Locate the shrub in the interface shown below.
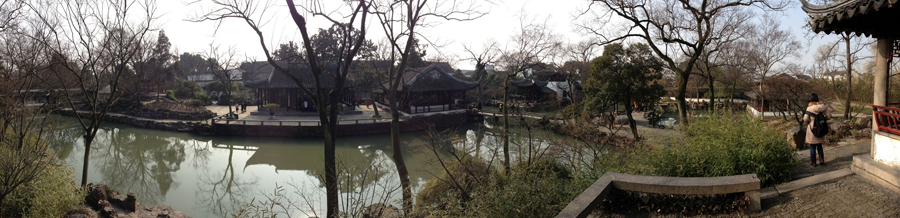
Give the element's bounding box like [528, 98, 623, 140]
[193, 93, 211, 105]
[165, 90, 177, 101]
[651, 111, 796, 186]
[416, 158, 578, 218]
[263, 103, 280, 110]
[1, 162, 84, 217]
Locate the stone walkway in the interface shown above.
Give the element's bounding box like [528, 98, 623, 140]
[754, 175, 900, 217]
[596, 137, 900, 217]
[205, 104, 394, 122]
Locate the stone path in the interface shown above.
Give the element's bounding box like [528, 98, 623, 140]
[791, 138, 871, 179]
[206, 103, 394, 122]
[754, 175, 900, 217]
[595, 137, 900, 217]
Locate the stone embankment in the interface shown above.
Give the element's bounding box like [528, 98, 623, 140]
[68, 184, 188, 218]
[57, 109, 211, 134]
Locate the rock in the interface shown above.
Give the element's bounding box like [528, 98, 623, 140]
[856, 117, 872, 128]
[86, 184, 109, 210]
[830, 122, 847, 136]
[126, 193, 137, 212]
[98, 200, 117, 217]
[363, 203, 401, 218]
[787, 126, 807, 150]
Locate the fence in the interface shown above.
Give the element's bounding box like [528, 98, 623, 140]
[211, 117, 388, 127]
[873, 104, 900, 135]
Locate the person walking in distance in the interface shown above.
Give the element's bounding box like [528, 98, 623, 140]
[803, 93, 830, 167]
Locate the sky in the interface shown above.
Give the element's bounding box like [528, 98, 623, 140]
[158, 0, 856, 71]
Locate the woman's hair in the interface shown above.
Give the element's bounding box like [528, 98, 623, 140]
[810, 93, 819, 102]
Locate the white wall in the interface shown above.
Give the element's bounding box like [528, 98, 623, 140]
[873, 131, 900, 167]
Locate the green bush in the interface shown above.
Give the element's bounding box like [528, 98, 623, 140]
[165, 90, 177, 101]
[193, 93, 211, 105]
[263, 103, 280, 110]
[651, 111, 796, 186]
[416, 158, 578, 217]
[1, 162, 84, 217]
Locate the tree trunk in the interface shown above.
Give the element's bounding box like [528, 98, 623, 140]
[707, 75, 715, 111]
[390, 110, 412, 215]
[676, 72, 689, 122]
[501, 74, 511, 174]
[844, 36, 852, 119]
[371, 91, 380, 117]
[625, 101, 638, 140]
[81, 134, 94, 186]
[323, 127, 337, 218]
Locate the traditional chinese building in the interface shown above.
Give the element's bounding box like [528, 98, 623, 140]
[377, 62, 479, 114]
[243, 61, 350, 113]
[802, 0, 900, 192]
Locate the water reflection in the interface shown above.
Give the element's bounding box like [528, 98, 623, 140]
[197, 143, 258, 216]
[47, 115, 465, 217]
[92, 127, 186, 205]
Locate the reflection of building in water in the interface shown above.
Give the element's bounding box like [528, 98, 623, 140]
[239, 136, 441, 189]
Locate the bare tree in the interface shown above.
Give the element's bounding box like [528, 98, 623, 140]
[581, 0, 789, 122]
[496, 13, 561, 173]
[31, 0, 157, 186]
[462, 40, 499, 109]
[559, 40, 600, 104]
[0, 24, 54, 210]
[369, 0, 489, 214]
[0, 0, 25, 32]
[748, 15, 801, 117]
[204, 44, 242, 116]
[194, 1, 369, 216]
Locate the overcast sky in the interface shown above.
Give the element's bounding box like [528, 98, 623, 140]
[159, 0, 856, 71]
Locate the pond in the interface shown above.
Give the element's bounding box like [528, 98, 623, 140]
[47, 115, 511, 217]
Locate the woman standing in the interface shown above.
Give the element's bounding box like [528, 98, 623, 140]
[803, 93, 829, 167]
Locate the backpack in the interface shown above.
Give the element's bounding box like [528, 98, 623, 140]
[806, 111, 829, 138]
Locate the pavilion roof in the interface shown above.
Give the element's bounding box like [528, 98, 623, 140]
[389, 62, 479, 92]
[801, 0, 900, 37]
[243, 61, 341, 89]
[511, 79, 549, 88]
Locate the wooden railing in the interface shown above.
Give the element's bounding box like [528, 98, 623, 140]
[211, 118, 387, 127]
[873, 104, 900, 135]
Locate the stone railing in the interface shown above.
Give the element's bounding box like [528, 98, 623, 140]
[556, 172, 761, 218]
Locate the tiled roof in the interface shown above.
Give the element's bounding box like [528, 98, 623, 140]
[801, 0, 900, 37]
[390, 62, 479, 92]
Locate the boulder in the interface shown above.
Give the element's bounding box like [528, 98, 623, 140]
[363, 203, 401, 218]
[126, 193, 137, 212]
[787, 126, 807, 150]
[98, 200, 117, 217]
[86, 184, 109, 210]
[830, 122, 848, 136]
[855, 117, 872, 128]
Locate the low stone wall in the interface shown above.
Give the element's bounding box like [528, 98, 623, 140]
[213, 112, 468, 137]
[57, 110, 209, 134]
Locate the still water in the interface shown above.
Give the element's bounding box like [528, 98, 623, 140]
[46, 115, 496, 218]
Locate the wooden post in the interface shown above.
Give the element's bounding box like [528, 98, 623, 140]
[875, 38, 891, 130]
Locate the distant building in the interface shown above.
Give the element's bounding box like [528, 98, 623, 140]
[375, 62, 479, 114]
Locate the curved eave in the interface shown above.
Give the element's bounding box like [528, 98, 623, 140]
[802, 0, 900, 37]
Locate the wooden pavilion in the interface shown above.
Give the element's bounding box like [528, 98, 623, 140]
[510, 79, 553, 102]
[243, 61, 351, 113]
[377, 62, 479, 114]
[802, 0, 900, 193]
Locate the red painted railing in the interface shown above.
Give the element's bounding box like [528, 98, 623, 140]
[873, 104, 900, 135]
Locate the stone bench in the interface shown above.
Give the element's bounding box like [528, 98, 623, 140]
[555, 172, 761, 218]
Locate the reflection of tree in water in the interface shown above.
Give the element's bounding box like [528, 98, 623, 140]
[46, 124, 84, 160]
[196, 143, 257, 216]
[93, 127, 186, 205]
